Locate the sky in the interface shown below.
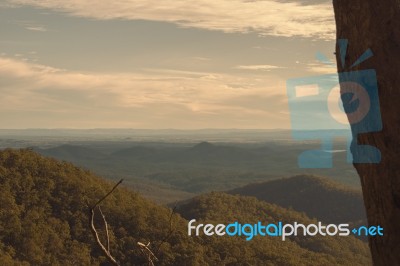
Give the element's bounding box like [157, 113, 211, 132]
[0, 0, 339, 129]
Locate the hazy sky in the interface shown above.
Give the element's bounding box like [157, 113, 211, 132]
[0, 0, 338, 129]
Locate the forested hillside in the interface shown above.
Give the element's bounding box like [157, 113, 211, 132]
[0, 149, 371, 265]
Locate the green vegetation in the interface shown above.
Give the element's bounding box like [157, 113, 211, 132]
[0, 149, 370, 265]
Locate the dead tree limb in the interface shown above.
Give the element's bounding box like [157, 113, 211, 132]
[138, 242, 158, 266]
[88, 178, 160, 265]
[93, 179, 123, 208]
[89, 179, 123, 266]
[98, 206, 110, 252]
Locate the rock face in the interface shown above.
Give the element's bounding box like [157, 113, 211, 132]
[333, 1, 400, 265]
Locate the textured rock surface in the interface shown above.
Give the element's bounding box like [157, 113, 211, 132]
[333, 1, 400, 265]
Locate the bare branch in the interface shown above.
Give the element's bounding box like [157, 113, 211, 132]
[92, 179, 123, 209]
[88, 178, 159, 265]
[138, 242, 158, 266]
[89, 179, 123, 266]
[98, 206, 110, 252]
[90, 208, 119, 265]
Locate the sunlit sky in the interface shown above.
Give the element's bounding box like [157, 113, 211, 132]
[0, 0, 338, 129]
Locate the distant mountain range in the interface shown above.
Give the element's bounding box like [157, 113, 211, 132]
[32, 142, 290, 171]
[30, 141, 361, 201]
[32, 141, 349, 166]
[0, 128, 351, 144]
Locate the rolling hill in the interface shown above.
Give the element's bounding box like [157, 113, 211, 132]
[229, 175, 366, 225]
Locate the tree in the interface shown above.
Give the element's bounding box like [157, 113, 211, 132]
[333, 1, 400, 265]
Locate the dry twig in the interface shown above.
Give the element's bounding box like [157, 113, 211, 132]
[89, 179, 123, 266]
[138, 241, 158, 266]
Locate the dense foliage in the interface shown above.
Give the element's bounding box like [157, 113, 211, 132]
[0, 149, 370, 265]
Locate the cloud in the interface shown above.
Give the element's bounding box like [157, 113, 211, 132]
[8, 0, 335, 39]
[0, 57, 290, 128]
[306, 62, 337, 74]
[192, 56, 211, 61]
[10, 19, 48, 32]
[234, 64, 285, 71]
[25, 25, 47, 32]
